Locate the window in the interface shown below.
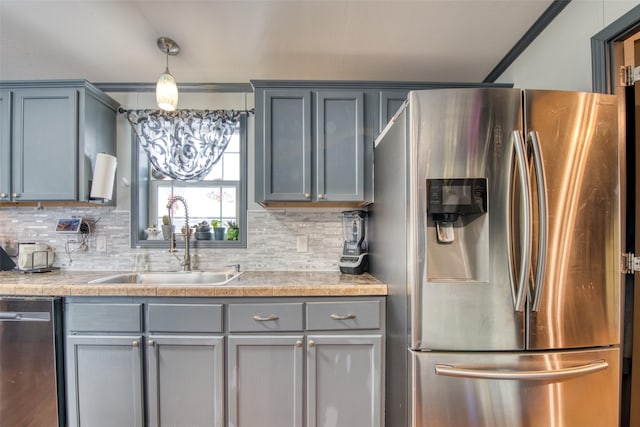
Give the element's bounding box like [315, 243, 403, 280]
[131, 114, 247, 249]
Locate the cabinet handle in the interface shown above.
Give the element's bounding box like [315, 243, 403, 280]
[308, 340, 315, 348]
[132, 341, 140, 347]
[252, 314, 279, 321]
[11, 193, 20, 198]
[0, 193, 7, 199]
[295, 340, 303, 348]
[318, 193, 325, 200]
[304, 193, 311, 199]
[330, 313, 356, 320]
[147, 340, 155, 347]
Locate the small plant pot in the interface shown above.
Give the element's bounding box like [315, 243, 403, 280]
[161, 224, 174, 240]
[227, 228, 239, 241]
[195, 231, 212, 240]
[214, 227, 226, 240]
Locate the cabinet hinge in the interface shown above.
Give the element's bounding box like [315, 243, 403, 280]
[620, 66, 640, 86]
[623, 252, 640, 274]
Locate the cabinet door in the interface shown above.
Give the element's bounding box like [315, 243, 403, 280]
[315, 91, 365, 202]
[146, 335, 224, 427]
[307, 334, 383, 427]
[262, 90, 312, 201]
[12, 88, 78, 200]
[228, 335, 304, 427]
[0, 90, 10, 200]
[66, 335, 144, 427]
[379, 90, 409, 133]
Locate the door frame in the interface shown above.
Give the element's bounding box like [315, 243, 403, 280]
[591, 6, 640, 427]
[591, 4, 640, 94]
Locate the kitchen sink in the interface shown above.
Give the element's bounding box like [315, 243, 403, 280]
[88, 270, 243, 286]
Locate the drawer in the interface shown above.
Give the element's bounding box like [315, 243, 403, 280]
[306, 300, 381, 330]
[147, 303, 223, 333]
[228, 303, 303, 332]
[66, 303, 142, 332]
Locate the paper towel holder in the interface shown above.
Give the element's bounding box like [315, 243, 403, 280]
[90, 153, 117, 201]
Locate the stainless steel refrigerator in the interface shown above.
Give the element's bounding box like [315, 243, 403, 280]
[370, 88, 622, 427]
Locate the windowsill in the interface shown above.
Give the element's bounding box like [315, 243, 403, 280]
[135, 239, 246, 249]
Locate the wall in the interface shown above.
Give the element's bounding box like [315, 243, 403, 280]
[496, 0, 638, 91]
[0, 91, 345, 272]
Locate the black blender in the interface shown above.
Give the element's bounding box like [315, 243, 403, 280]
[338, 210, 368, 274]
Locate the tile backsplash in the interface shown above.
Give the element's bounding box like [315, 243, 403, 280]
[0, 207, 345, 272]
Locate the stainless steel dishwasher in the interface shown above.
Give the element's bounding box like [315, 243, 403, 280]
[0, 296, 65, 426]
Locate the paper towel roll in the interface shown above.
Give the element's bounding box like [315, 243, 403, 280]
[90, 153, 117, 200]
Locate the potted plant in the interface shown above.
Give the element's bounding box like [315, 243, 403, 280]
[211, 219, 225, 240]
[161, 215, 174, 240]
[194, 221, 212, 240]
[226, 221, 239, 241]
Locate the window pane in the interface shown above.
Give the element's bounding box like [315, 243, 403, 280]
[221, 186, 237, 219]
[226, 135, 239, 153]
[205, 162, 223, 180]
[223, 153, 240, 180]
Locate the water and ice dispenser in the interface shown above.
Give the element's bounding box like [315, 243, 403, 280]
[426, 178, 489, 281]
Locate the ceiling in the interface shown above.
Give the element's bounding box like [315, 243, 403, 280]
[0, 0, 555, 86]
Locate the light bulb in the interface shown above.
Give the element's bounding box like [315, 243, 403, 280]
[156, 68, 178, 111]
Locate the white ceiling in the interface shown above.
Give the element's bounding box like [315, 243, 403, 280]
[0, 0, 554, 85]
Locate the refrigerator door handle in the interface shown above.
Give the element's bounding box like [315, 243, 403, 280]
[528, 131, 548, 312]
[510, 131, 532, 312]
[434, 359, 608, 381]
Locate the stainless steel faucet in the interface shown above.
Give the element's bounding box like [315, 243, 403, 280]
[167, 195, 191, 271]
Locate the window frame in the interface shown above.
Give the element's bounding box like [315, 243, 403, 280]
[130, 113, 248, 249]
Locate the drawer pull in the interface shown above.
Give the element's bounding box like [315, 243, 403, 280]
[147, 340, 155, 347]
[308, 340, 315, 348]
[330, 313, 356, 320]
[295, 340, 303, 348]
[132, 341, 140, 348]
[252, 314, 279, 322]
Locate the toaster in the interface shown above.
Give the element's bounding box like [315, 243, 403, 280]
[18, 243, 55, 270]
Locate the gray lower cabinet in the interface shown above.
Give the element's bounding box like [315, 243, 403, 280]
[227, 335, 304, 427]
[66, 335, 145, 427]
[147, 335, 224, 427]
[65, 297, 385, 427]
[228, 299, 384, 427]
[65, 300, 224, 427]
[0, 80, 118, 202]
[307, 335, 383, 427]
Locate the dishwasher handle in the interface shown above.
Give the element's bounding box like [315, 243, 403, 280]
[0, 311, 51, 322]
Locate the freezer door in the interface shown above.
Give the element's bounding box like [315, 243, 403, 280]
[409, 88, 526, 351]
[411, 347, 620, 427]
[524, 90, 621, 350]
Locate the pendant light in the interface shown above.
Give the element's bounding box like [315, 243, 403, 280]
[156, 37, 180, 111]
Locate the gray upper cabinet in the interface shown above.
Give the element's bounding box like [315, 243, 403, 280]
[262, 89, 312, 202]
[0, 90, 10, 200]
[0, 80, 118, 203]
[253, 81, 373, 206]
[379, 90, 410, 133]
[12, 88, 78, 201]
[315, 91, 365, 202]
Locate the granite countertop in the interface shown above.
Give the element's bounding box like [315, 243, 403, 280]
[0, 270, 387, 297]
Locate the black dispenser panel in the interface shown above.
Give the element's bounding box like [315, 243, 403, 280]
[427, 178, 487, 221]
